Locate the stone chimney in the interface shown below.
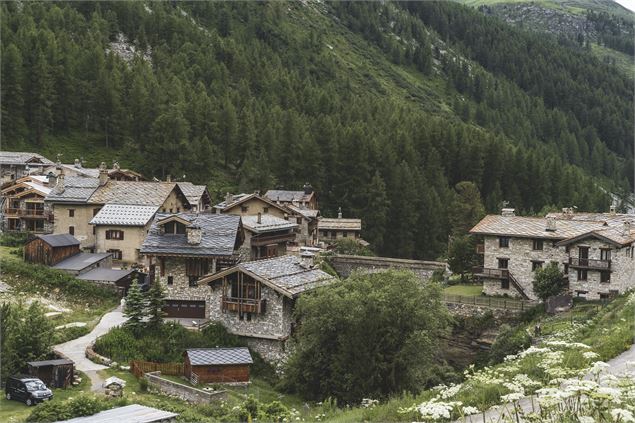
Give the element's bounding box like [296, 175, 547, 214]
[257, 212, 262, 224]
[610, 204, 617, 214]
[501, 208, 515, 217]
[303, 182, 313, 195]
[113, 161, 120, 171]
[74, 158, 81, 168]
[299, 252, 315, 268]
[46, 172, 57, 188]
[225, 192, 233, 205]
[166, 175, 172, 182]
[98, 162, 109, 186]
[546, 217, 557, 232]
[186, 225, 202, 245]
[55, 172, 65, 194]
[623, 221, 632, 236]
[338, 207, 342, 219]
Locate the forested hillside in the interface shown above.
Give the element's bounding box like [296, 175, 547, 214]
[1, 1, 632, 259]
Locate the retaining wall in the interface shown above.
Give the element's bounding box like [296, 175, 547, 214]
[329, 254, 448, 281]
[145, 371, 227, 403]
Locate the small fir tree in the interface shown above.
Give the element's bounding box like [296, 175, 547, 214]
[146, 277, 166, 328]
[124, 279, 146, 332]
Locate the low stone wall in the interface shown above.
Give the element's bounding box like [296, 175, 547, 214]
[85, 342, 112, 366]
[446, 303, 521, 318]
[145, 371, 227, 403]
[329, 254, 448, 281]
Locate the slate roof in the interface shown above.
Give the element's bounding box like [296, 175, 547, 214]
[177, 182, 208, 205]
[35, 234, 80, 247]
[90, 204, 159, 226]
[0, 151, 53, 166]
[52, 253, 112, 271]
[57, 164, 100, 178]
[204, 255, 336, 297]
[88, 181, 182, 206]
[56, 404, 178, 423]
[241, 214, 298, 233]
[185, 347, 253, 366]
[264, 190, 313, 203]
[140, 213, 241, 257]
[27, 359, 74, 367]
[45, 176, 100, 203]
[319, 218, 362, 231]
[77, 268, 135, 282]
[469, 215, 607, 240]
[286, 204, 319, 219]
[213, 193, 252, 210]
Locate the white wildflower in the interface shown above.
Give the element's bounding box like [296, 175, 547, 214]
[578, 417, 595, 423]
[462, 406, 479, 416]
[583, 351, 600, 360]
[611, 408, 635, 423]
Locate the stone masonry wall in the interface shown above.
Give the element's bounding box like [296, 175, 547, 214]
[145, 371, 227, 403]
[161, 259, 210, 318]
[330, 255, 447, 281]
[482, 235, 568, 300]
[568, 239, 635, 299]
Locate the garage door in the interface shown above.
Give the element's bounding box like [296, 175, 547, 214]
[163, 300, 206, 318]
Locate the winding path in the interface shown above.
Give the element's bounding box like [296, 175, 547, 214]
[457, 343, 635, 423]
[53, 306, 127, 391]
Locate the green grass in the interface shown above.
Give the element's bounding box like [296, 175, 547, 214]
[0, 371, 90, 423]
[0, 246, 20, 262]
[444, 284, 483, 296]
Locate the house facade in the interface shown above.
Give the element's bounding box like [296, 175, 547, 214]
[241, 214, 298, 260]
[264, 184, 318, 210]
[318, 210, 364, 245]
[140, 213, 243, 319]
[1, 175, 52, 233]
[470, 209, 635, 300]
[199, 255, 336, 362]
[0, 151, 53, 185]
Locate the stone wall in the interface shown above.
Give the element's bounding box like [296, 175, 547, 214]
[145, 371, 227, 403]
[50, 204, 101, 249]
[568, 239, 635, 299]
[244, 337, 291, 368]
[330, 254, 447, 281]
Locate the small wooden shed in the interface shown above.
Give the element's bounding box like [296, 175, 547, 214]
[24, 234, 80, 266]
[184, 348, 252, 384]
[27, 358, 74, 388]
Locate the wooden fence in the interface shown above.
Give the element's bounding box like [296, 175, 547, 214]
[443, 294, 535, 311]
[130, 360, 184, 378]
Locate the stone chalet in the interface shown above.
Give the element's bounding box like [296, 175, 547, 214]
[1, 175, 52, 233]
[264, 184, 318, 210]
[470, 208, 635, 300]
[140, 213, 243, 320]
[318, 210, 365, 245]
[199, 255, 336, 362]
[0, 151, 53, 184]
[241, 214, 298, 260]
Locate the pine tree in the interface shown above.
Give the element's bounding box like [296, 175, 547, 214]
[1, 44, 27, 143]
[124, 279, 146, 333]
[28, 51, 53, 145]
[146, 278, 165, 328]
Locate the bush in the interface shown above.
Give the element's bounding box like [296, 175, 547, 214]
[0, 232, 28, 247]
[52, 325, 91, 344]
[488, 324, 531, 364]
[138, 377, 148, 392]
[27, 394, 112, 422]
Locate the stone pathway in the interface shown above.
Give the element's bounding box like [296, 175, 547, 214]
[457, 343, 635, 422]
[53, 306, 127, 391]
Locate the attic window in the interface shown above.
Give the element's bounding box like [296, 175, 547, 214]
[163, 221, 186, 234]
[241, 206, 248, 213]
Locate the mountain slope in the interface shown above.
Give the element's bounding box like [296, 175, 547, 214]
[1, 1, 631, 259]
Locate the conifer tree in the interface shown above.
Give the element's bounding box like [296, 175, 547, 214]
[146, 278, 165, 328]
[124, 279, 146, 333]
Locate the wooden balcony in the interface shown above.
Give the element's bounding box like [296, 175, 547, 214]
[3, 208, 49, 218]
[476, 244, 485, 254]
[250, 232, 296, 247]
[569, 257, 611, 271]
[472, 267, 509, 279]
[221, 296, 266, 314]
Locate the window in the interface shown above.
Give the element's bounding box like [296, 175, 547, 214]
[296, 217, 302, 225]
[577, 269, 588, 281]
[600, 293, 610, 300]
[105, 230, 124, 240]
[169, 208, 173, 213]
[531, 261, 543, 271]
[188, 276, 198, 287]
[343, 231, 348, 237]
[163, 221, 186, 234]
[241, 206, 248, 213]
[68, 209, 75, 217]
[600, 271, 610, 283]
[331, 231, 337, 239]
[532, 239, 543, 250]
[499, 237, 510, 248]
[501, 279, 510, 289]
[167, 276, 174, 285]
[600, 249, 611, 262]
[68, 226, 74, 235]
[107, 249, 122, 260]
[497, 258, 509, 269]
[263, 207, 269, 213]
[563, 263, 569, 275]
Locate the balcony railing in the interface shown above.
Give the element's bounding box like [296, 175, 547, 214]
[250, 232, 296, 247]
[3, 208, 49, 218]
[569, 257, 611, 270]
[472, 267, 509, 279]
[221, 296, 266, 314]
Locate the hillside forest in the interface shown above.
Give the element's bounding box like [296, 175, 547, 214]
[1, 1, 633, 260]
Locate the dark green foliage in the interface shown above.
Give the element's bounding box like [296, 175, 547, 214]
[532, 262, 567, 301]
[0, 232, 28, 247]
[447, 236, 479, 281]
[27, 394, 117, 422]
[488, 324, 532, 364]
[52, 325, 91, 345]
[1, 302, 54, 381]
[284, 270, 452, 404]
[146, 278, 166, 328]
[0, 1, 628, 261]
[123, 279, 145, 333]
[330, 238, 375, 256]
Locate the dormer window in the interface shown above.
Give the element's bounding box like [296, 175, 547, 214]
[163, 221, 186, 234]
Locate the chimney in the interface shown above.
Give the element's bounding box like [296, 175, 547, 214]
[98, 162, 109, 186]
[337, 207, 342, 219]
[546, 217, 557, 232]
[225, 192, 233, 205]
[623, 221, 632, 236]
[46, 172, 57, 188]
[113, 161, 120, 171]
[55, 172, 65, 194]
[166, 174, 172, 182]
[186, 225, 202, 245]
[257, 212, 262, 224]
[74, 158, 81, 168]
[303, 182, 313, 195]
[501, 208, 515, 217]
[610, 204, 617, 214]
[300, 252, 315, 268]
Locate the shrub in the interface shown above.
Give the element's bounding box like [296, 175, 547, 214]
[27, 394, 112, 422]
[0, 232, 28, 247]
[261, 400, 290, 422]
[488, 324, 531, 364]
[52, 325, 91, 344]
[138, 377, 148, 392]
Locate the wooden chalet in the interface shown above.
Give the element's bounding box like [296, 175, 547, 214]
[24, 234, 80, 266]
[183, 348, 253, 384]
[27, 358, 74, 388]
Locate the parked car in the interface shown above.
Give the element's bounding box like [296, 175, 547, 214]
[5, 375, 53, 406]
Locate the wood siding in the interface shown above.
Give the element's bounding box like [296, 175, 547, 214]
[185, 360, 250, 383]
[24, 238, 79, 266]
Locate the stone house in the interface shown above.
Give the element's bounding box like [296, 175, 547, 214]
[318, 210, 364, 245]
[264, 184, 318, 210]
[140, 213, 243, 319]
[214, 192, 288, 218]
[90, 204, 159, 265]
[199, 255, 336, 362]
[241, 214, 298, 260]
[45, 163, 194, 252]
[0, 151, 53, 185]
[283, 204, 320, 246]
[178, 182, 212, 213]
[42, 159, 145, 181]
[470, 209, 635, 300]
[1, 175, 52, 233]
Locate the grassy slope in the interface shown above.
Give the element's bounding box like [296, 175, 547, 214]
[455, 0, 633, 17]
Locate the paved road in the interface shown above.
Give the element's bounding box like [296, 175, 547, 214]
[458, 343, 635, 423]
[54, 306, 127, 391]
